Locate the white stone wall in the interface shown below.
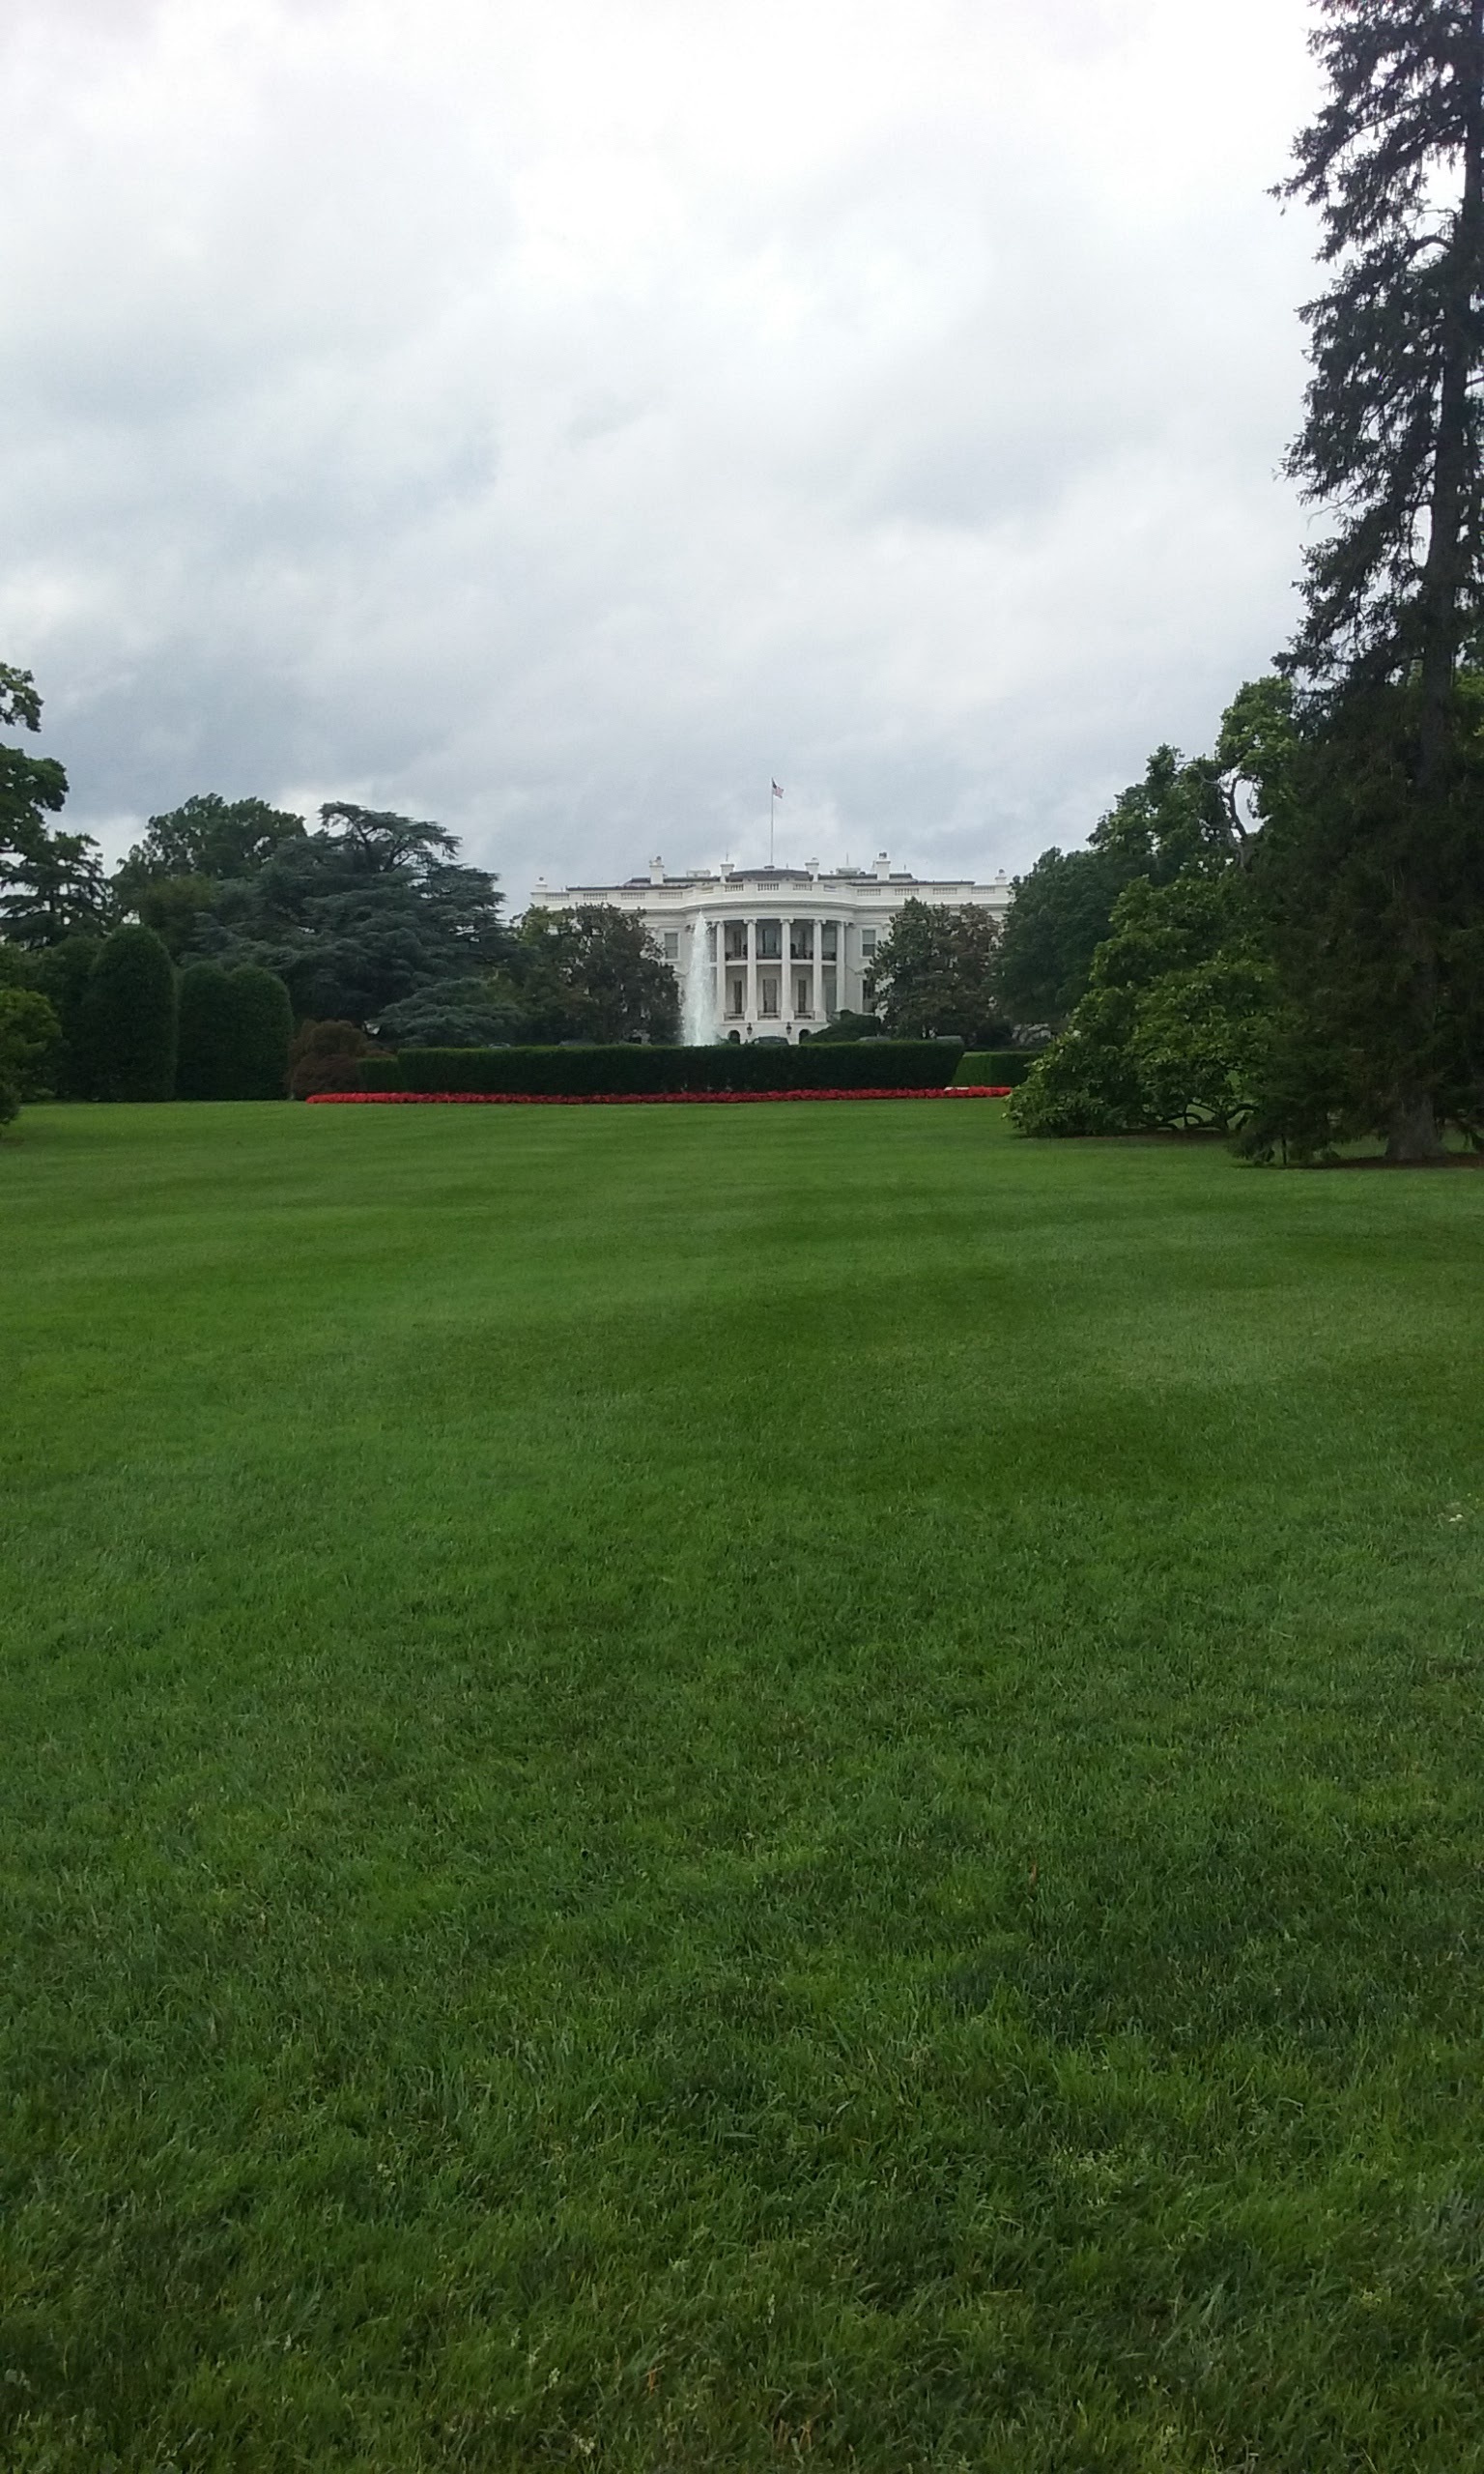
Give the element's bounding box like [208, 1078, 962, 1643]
[526, 854, 1012, 1044]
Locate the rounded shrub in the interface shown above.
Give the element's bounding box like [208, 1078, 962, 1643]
[288, 1020, 380, 1099]
[226, 966, 293, 1098]
[176, 963, 238, 1100]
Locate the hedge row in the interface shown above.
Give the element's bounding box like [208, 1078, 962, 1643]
[352, 1040, 964, 1097]
[955, 1049, 1035, 1089]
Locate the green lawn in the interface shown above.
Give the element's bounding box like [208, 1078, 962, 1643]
[3, 1099, 1483, 2472]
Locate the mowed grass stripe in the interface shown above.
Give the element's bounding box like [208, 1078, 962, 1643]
[2, 1101, 1482, 2471]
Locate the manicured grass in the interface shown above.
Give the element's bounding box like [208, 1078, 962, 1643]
[2, 1099, 1483, 2472]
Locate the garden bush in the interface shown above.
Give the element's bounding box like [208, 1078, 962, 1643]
[955, 1049, 1035, 1088]
[75, 926, 177, 1101]
[229, 967, 294, 1098]
[0, 987, 61, 1125]
[179, 964, 294, 1099]
[289, 1021, 383, 1099]
[365, 1040, 963, 1097]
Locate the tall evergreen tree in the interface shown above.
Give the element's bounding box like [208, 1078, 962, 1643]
[1275, 0, 1484, 1157]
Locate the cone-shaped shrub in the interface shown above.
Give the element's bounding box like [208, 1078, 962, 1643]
[77, 926, 178, 1101]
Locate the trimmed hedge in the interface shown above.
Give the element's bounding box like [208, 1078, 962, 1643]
[179, 964, 293, 1099]
[358, 1040, 964, 1097]
[955, 1049, 1035, 1089]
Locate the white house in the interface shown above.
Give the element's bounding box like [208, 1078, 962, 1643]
[526, 853, 1012, 1043]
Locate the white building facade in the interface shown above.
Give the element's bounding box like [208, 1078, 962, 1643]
[527, 852, 1012, 1043]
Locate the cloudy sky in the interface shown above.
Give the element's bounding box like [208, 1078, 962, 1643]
[2, 0, 1322, 903]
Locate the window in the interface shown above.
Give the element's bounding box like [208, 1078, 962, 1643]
[759, 972, 781, 1017]
[789, 921, 813, 960]
[726, 973, 745, 1017]
[861, 927, 877, 958]
[663, 932, 679, 961]
[724, 921, 748, 960]
[821, 922, 838, 961]
[756, 918, 782, 960]
[794, 973, 812, 1016]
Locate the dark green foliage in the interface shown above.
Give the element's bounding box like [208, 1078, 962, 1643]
[288, 1019, 382, 1100]
[803, 1009, 886, 1042]
[115, 795, 309, 962]
[998, 742, 1252, 1031]
[0, 986, 60, 1124]
[197, 803, 512, 1025]
[27, 936, 104, 1099]
[1278, 0, 1484, 716]
[499, 906, 681, 1045]
[956, 1050, 1035, 1087]
[118, 791, 307, 891]
[1012, 876, 1276, 1137]
[1264, 3, 1484, 1154]
[373, 977, 528, 1049]
[382, 1039, 961, 1095]
[995, 845, 1134, 1026]
[0, 661, 109, 950]
[228, 967, 293, 1101]
[175, 964, 237, 1101]
[176, 964, 292, 1101]
[864, 899, 1008, 1041]
[0, 822, 111, 947]
[75, 927, 178, 1102]
[1244, 681, 1484, 1157]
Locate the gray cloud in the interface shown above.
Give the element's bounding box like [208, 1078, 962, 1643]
[1, 0, 1321, 902]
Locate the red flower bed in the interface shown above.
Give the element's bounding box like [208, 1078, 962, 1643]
[306, 1086, 1012, 1108]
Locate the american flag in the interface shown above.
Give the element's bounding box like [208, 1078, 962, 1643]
[771, 781, 783, 798]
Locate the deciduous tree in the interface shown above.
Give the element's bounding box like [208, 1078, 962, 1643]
[864, 900, 1008, 1042]
[501, 906, 680, 1045]
[0, 664, 109, 949]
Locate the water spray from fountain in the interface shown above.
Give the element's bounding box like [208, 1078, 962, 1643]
[682, 914, 711, 1046]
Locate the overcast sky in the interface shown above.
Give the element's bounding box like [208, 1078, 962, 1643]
[2, 0, 1323, 903]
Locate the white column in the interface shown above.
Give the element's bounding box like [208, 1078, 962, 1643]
[812, 917, 822, 1026]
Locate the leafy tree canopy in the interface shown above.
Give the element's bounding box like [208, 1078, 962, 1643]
[1011, 874, 1276, 1139]
[863, 899, 1009, 1043]
[118, 792, 307, 892]
[0, 987, 61, 1126]
[194, 803, 513, 1025]
[0, 664, 107, 950]
[996, 846, 1135, 1029]
[498, 907, 680, 1046]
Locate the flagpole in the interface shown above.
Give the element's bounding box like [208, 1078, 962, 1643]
[769, 782, 774, 867]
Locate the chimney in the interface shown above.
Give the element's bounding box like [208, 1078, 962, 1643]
[873, 850, 890, 879]
[648, 854, 665, 884]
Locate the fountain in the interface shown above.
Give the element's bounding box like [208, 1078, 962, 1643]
[681, 913, 712, 1046]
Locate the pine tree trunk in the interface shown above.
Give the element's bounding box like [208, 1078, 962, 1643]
[1385, 1092, 1443, 1164]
